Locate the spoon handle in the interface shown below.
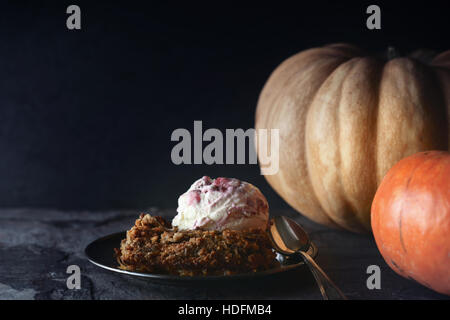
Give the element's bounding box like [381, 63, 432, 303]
[298, 251, 348, 300]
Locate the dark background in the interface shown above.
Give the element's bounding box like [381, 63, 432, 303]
[0, 1, 448, 210]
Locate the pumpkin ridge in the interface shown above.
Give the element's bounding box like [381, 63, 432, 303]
[337, 58, 384, 232]
[335, 58, 363, 230]
[306, 57, 363, 231]
[294, 55, 350, 229]
[282, 56, 346, 228]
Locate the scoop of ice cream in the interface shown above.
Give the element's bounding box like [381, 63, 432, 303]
[172, 176, 269, 231]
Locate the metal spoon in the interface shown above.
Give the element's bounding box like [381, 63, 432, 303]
[269, 216, 347, 300]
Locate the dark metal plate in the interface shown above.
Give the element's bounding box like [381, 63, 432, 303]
[85, 231, 318, 284]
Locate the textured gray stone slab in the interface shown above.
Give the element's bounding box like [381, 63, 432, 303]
[0, 208, 447, 300]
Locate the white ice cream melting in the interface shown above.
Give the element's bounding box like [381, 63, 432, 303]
[172, 176, 269, 231]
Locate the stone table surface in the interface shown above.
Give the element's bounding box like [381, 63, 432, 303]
[0, 208, 448, 300]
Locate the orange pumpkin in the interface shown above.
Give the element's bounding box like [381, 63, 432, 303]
[371, 151, 450, 295]
[255, 43, 450, 233]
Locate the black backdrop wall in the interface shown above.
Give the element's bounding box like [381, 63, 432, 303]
[0, 1, 448, 210]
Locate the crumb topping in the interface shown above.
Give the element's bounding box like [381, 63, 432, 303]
[115, 213, 278, 276]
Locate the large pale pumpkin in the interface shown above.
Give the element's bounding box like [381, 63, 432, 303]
[255, 44, 450, 233]
[371, 151, 450, 295]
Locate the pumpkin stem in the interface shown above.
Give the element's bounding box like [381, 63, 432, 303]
[387, 46, 400, 60]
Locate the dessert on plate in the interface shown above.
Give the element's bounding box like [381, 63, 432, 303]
[115, 176, 278, 276]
